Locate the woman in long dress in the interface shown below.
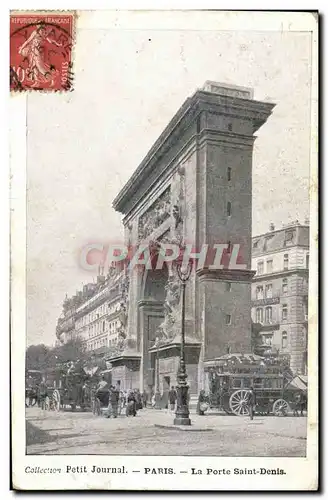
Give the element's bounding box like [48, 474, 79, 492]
[18, 23, 62, 87]
[196, 390, 209, 416]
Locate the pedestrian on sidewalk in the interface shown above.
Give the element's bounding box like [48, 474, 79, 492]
[197, 390, 209, 416]
[135, 389, 143, 411]
[107, 386, 119, 418]
[247, 387, 256, 421]
[168, 386, 177, 412]
[38, 379, 48, 410]
[126, 390, 137, 417]
[142, 389, 148, 408]
[119, 390, 127, 413]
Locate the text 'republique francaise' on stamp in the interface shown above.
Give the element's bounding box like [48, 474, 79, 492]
[10, 11, 75, 92]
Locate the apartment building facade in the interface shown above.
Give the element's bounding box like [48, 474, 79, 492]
[56, 270, 125, 354]
[251, 221, 309, 375]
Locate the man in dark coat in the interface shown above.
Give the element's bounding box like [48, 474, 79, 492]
[38, 379, 48, 409]
[142, 389, 148, 408]
[107, 386, 120, 418]
[126, 390, 137, 417]
[135, 389, 143, 410]
[168, 386, 177, 412]
[247, 387, 256, 420]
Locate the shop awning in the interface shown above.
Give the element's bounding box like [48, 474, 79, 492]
[286, 375, 307, 392]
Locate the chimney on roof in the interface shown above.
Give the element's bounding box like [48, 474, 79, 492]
[269, 223, 275, 231]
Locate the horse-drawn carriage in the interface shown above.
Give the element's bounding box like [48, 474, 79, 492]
[43, 363, 95, 412]
[25, 369, 42, 407]
[205, 353, 307, 417]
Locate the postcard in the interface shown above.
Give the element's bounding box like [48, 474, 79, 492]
[10, 9, 318, 491]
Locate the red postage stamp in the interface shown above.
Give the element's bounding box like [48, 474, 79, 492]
[10, 11, 75, 91]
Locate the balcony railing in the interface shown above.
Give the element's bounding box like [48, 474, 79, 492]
[56, 317, 75, 334]
[257, 321, 280, 331]
[252, 296, 280, 307]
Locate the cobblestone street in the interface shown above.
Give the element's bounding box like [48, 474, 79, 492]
[26, 407, 307, 457]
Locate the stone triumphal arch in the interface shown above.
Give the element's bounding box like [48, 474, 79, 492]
[108, 82, 274, 397]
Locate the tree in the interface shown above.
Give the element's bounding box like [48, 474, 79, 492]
[26, 344, 52, 371]
[26, 337, 87, 372]
[52, 337, 86, 365]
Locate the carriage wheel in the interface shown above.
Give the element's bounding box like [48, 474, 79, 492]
[44, 396, 50, 410]
[229, 390, 250, 416]
[273, 399, 289, 417]
[52, 390, 61, 411]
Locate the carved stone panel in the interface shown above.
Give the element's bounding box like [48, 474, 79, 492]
[138, 187, 171, 240]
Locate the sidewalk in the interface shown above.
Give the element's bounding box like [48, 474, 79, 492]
[26, 406, 307, 441]
[26, 406, 307, 456]
[143, 408, 307, 439]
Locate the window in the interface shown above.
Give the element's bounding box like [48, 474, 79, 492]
[257, 261, 264, 275]
[283, 254, 289, 270]
[282, 304, 288, 321]
[301, 326, 307, 346]
[303, 298, 308, 320]
[102, 321, 105, 332]
[303, 277, 309, 290]
[256, 308, 263, 323]
[282, 278, 288, 294]
[254, 378, 264, 388]
[225, 282, 232, 292]
[262, 333, 273, 346]
[256, 286, 264, 300]
[243, 378, 251, 388]
[231, 378, 242, 388]
[265, 306, 272, 324]
[266, 259, 273, 274]
[272, 379, 283, 389]
[265, 284, 273, 299]
[282, 331, 288, 349]
[253, 240, 259, 249]
[227, 167, 232, 181]
[227, 201, 232, 217]
[225, 314, 232, 325]
[306, 253, 309, 269]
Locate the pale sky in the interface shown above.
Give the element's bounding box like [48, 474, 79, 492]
[26, 22, 312, 346]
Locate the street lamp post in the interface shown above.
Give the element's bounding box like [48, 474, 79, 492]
[153, 338, 162, 409]
[174, 259, 192, 426]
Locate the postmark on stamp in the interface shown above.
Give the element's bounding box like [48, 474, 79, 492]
[10, 11, 75, 92]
